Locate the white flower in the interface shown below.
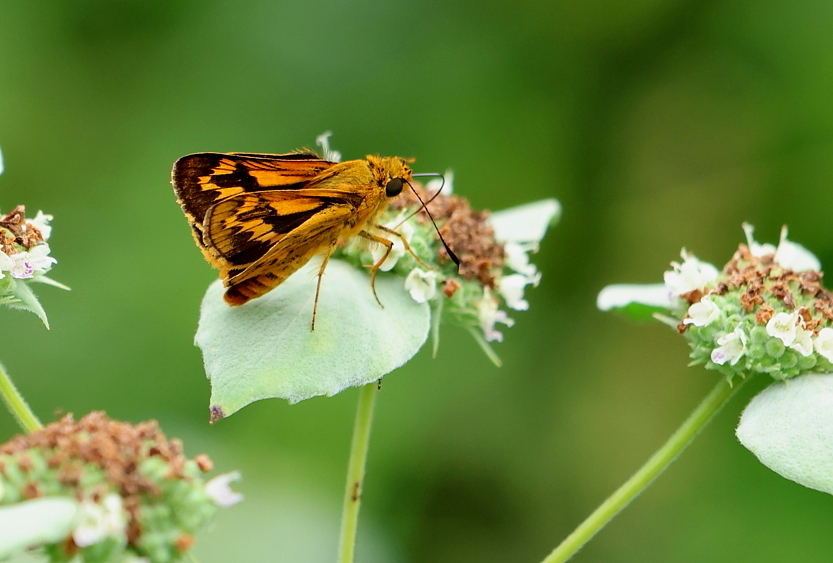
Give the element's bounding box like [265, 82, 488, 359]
[814, 328, 833, 363]
[28, 211, 53, 240]
[742, 223, 777, 257]
[404, 268, 437, 303]
[9, 252, 34, 278]
[6, 244, 56, 279]
[766, 312, 800, 346]
[0, 477, 4, 502]
[774, 226, 820, 272]
[476, 287, 514, 342]
[711, 326, 747, 365]
[315, 131, 342, 163]
[205, 471, 244, 508]
[498, 272, 540, 311]
[503, 242, 538, 278]
[596, 283, 676, 311]
[736, 374, 833, 495]
[370, 220, 413, 272]
[663, 251, 719, 296]
[72, 494, 127, 547]
[790, 325, 814, 357]
[424, 169, 453, 196]
[683, 295, 720, 327]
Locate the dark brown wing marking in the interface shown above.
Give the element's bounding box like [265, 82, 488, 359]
[203, 192, 330, 267]
[223, 203, 357, 304]
[172, 152, 335, 225]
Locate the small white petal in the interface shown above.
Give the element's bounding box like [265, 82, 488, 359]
[790, 326, 814, 357]
[28, 211, 53, 240]
[73, 500, 109, 547]
[72, 493, 126, 547]
[766, 312, 799, 346]
[498, 273, 536, 311]
[596, 283, 676, 311]
[663, 253, 719, 295]
[742, 223, 776, 257]
[315, 131, 342, 163]
[683, 295, 720, 327]
[9, 252, 34, 279]
[737, 374, 833, 495]
[0, 250, 11, 278]
[774, 226, 820, 272]
[814, 328, 833, 363]
[477, 288, 514, 342]
[206, 471, 244, 508]
[369, 221, 412, 272]
[403, 268, 437, 303]
[488, 199, 560, 244]
[711, 326, 747, 365]
[0, 147, 4, 176]
[503, 242, 538, 277]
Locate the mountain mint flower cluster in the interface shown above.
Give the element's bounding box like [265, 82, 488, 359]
[337, 167, 558, 359]
[0, 412, 241, 562]
[600, 224, 833, 382]
[599, 225, 833, 497]
[0, 206, 58, 292]
[0, 150, 64, 325]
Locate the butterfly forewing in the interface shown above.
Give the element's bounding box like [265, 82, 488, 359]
[172, 151, 335, 222]
[172, 150, 414, 309]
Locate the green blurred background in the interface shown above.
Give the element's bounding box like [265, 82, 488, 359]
[2, 1, 833, 561]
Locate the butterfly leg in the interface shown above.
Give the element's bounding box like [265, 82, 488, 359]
[357, 230, 394, 308]
[375, 224, 431, 270]
[311, 242, 336, 331]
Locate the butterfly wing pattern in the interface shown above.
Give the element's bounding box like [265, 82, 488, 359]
[172, 150, 414, 307]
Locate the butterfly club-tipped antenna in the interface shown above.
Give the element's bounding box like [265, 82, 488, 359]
[402, 174, 461, 271]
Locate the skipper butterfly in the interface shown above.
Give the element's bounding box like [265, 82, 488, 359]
[172, 149, 425, 327]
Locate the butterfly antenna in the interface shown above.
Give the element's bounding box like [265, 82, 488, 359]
[412, 172, 445, 206]
[403, 178, 460, 269]
[396, 172, 445, 227]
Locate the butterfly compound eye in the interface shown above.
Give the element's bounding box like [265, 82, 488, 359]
[385, 177, 405, 197]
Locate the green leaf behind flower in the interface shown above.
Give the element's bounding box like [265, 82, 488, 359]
[6, 279, 50, 328]
[196, 260, 430, 417]
[0, 497, 78, 558]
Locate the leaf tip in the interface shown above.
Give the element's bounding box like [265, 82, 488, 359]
[209, 405, 226, 424]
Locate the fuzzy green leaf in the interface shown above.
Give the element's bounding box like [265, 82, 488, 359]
[596, 283, 674, 320]
[0, 497, 78, 557]
[7, 279, 50, 328]
[196, 259, 429, 417]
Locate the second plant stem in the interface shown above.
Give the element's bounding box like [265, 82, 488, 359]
[0, 361, 41, 433]
[337, 382, 379, 563]
[542, 376, 743, 563]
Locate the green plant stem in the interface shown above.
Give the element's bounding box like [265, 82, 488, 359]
[542, 376, 742, 563]
[0, 361, 41, 433]
[337, 382, 378, 563]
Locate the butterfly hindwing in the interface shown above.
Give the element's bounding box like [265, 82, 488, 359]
[203, 191, 333, 269]
[222, 201, 358, 304]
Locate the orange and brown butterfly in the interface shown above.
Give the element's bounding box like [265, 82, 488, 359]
[171, 148, 428, 327]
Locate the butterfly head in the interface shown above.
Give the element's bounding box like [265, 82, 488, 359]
[366, 155, 414, 200]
